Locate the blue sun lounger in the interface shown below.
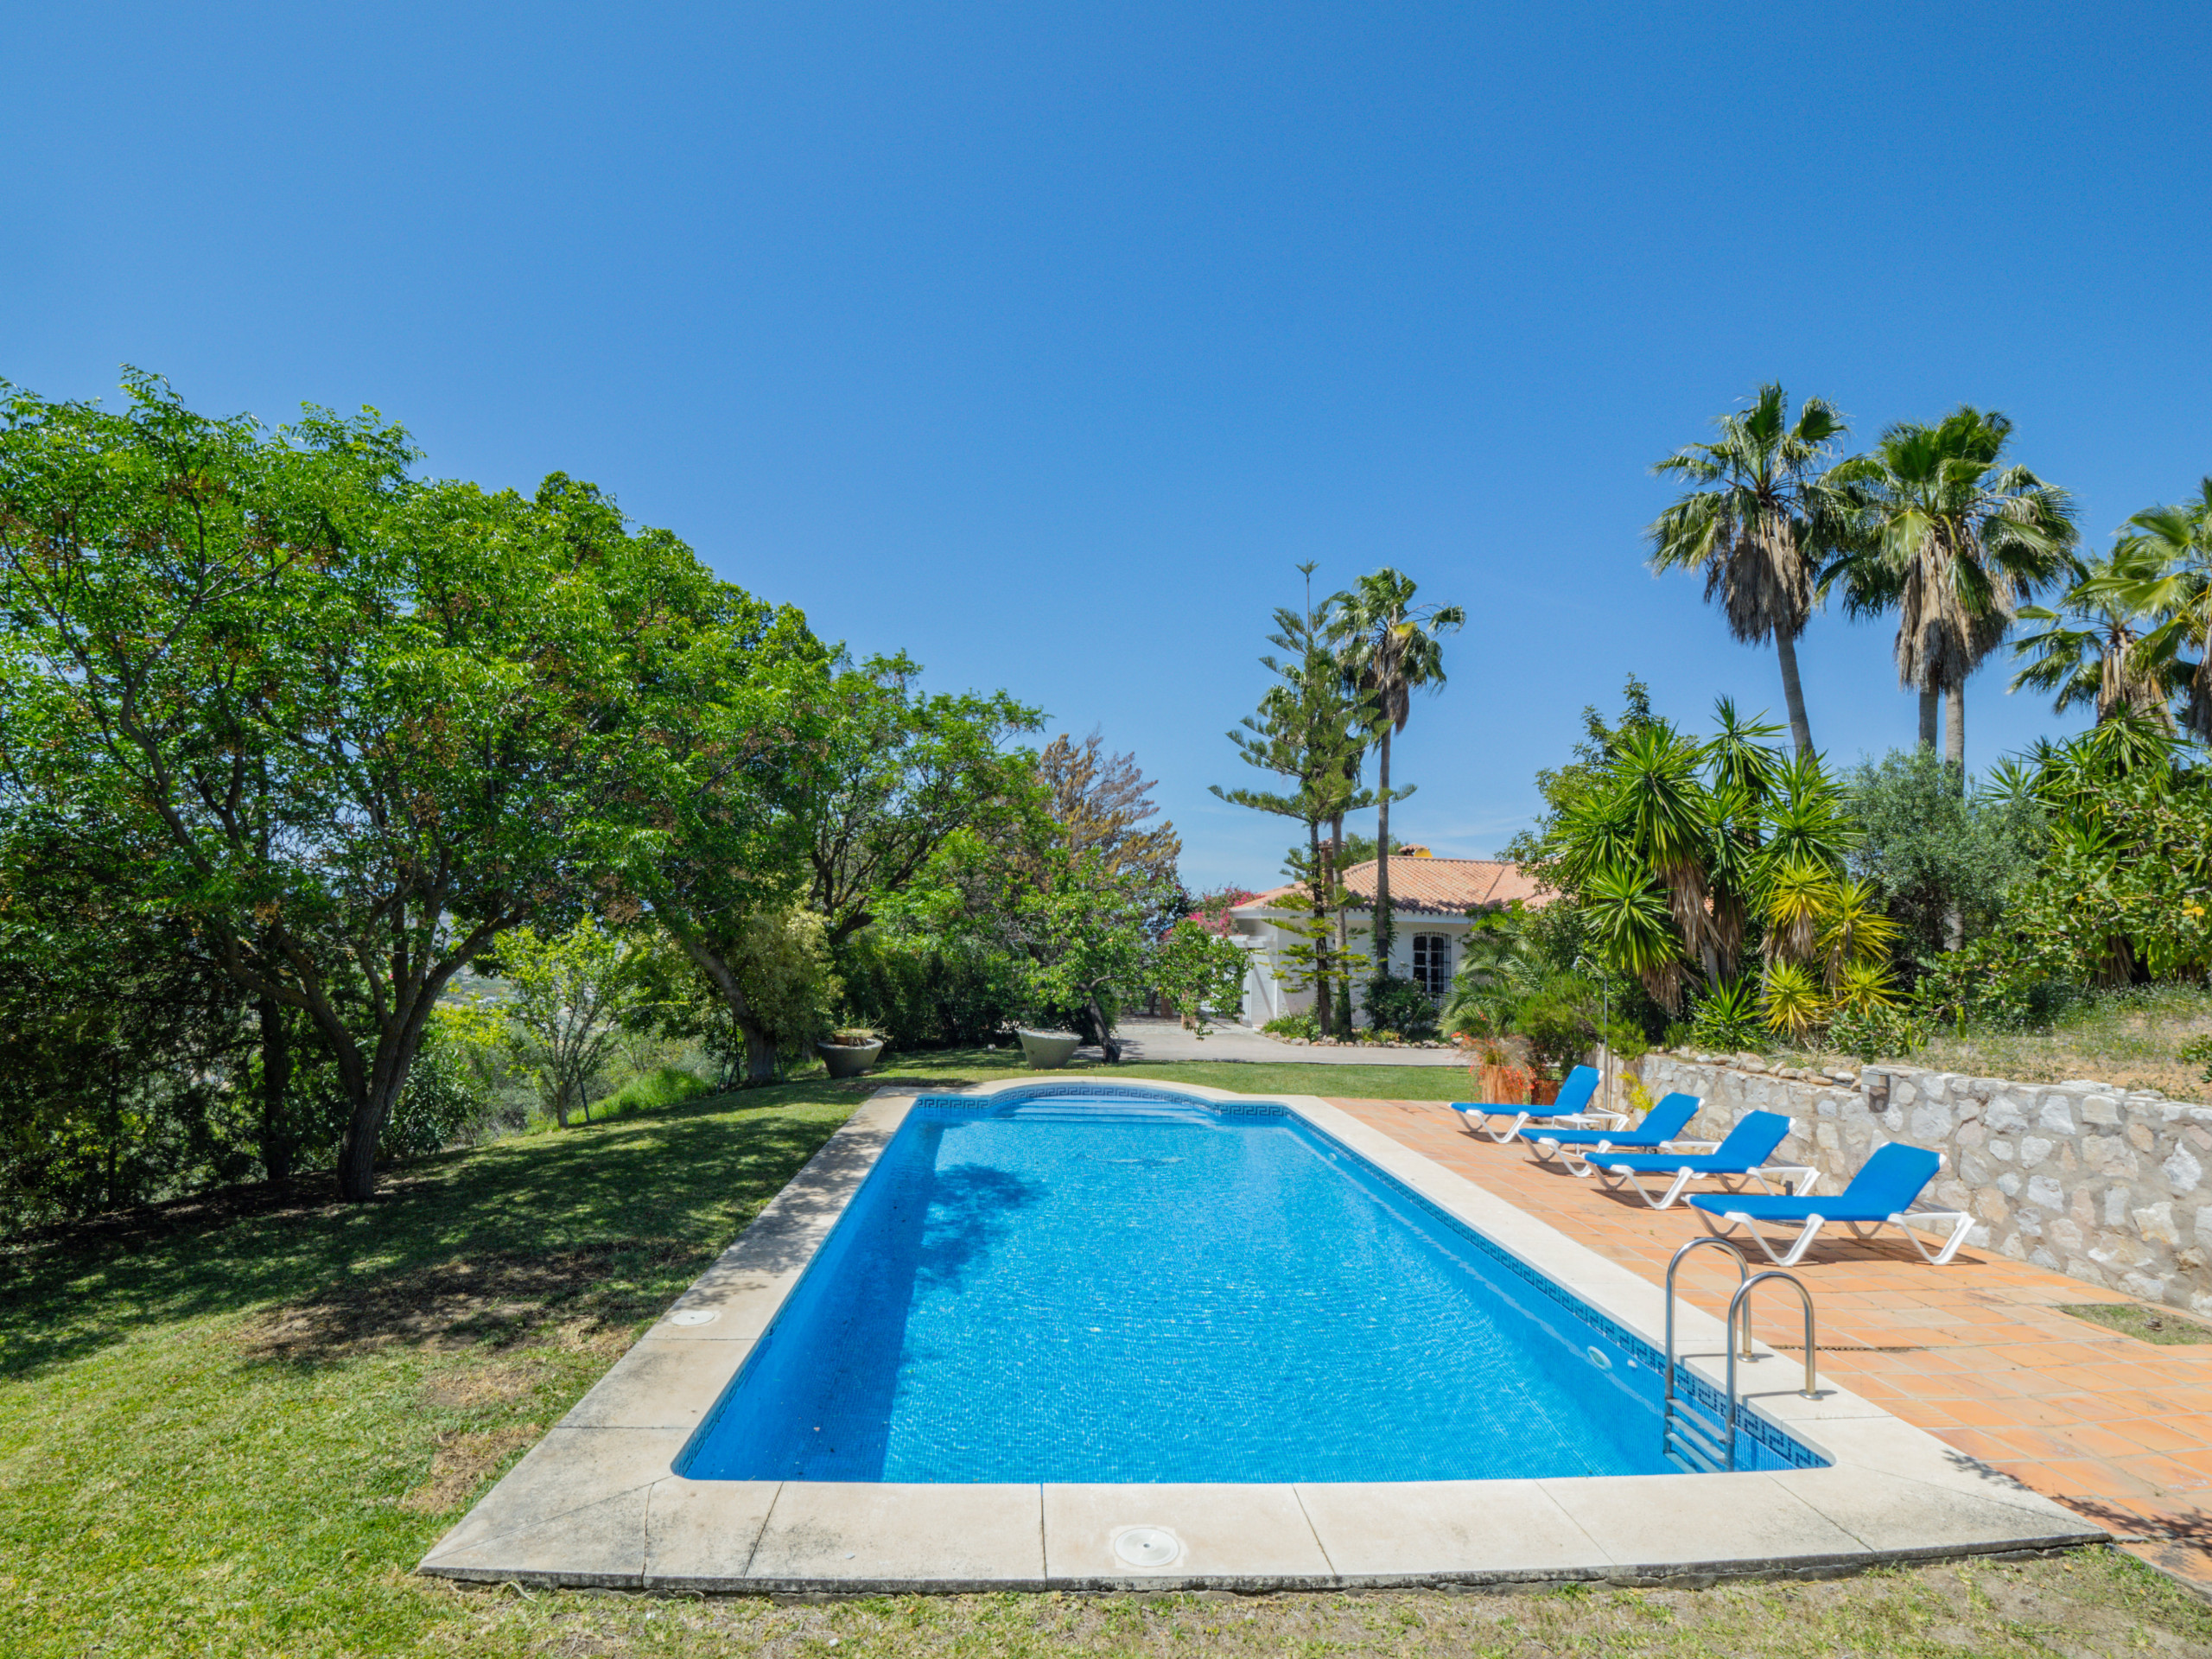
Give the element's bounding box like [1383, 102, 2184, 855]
[1452, 1065, 1624, 1144]
[1689, 1142, 1973, 1267]
[1592, 1110, 1811, 1210]
[1517, 1091, 1703, 1174]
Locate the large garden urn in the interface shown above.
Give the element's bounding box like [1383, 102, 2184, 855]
[1015, 1028, 1083, 1069]
[817, 1035, 885, 1078]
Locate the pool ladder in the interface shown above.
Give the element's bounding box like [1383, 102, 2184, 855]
[1662, 1238, 1821, 1472]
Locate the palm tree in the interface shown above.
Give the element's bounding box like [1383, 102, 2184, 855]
[1331, 569, 1463, 971]
[2012, 539, 2185, 727]
[1824, 408, 2076, 769]
[1648, 385, 1847, 758]
[2093, 479, 2212, 739]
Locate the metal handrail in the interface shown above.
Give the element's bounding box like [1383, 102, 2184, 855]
[1724, 1269, 1821, 1469]
[1662, 1236, 1748, 1411]
[1662, 1236, 1749, 1476]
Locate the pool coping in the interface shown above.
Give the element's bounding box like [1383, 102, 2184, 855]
[417, 1079, 2107, 1592]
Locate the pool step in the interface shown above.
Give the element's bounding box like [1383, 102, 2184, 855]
[991, 1102, 1220, 1123]
[1662, 1395, 1732, 1474]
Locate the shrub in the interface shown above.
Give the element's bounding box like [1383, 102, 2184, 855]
[598, 1065, 710, 1118]
[1827, 1001, 1933, 1064]
[837, 930, 1026, 1049]
[381, 1020, 486, 1159]
[1687, 977, 1765, 1052]
[1910, 936, 2076, 1033]
[1363, 973, 1440, 1042]
[2182, 1034, 2212, 1085]
[1262, 1012, 1318, 1039]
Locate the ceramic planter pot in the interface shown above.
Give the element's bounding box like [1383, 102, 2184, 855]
[817, 1039, 885, 1079]
[1015, 1028, 1083, 1070]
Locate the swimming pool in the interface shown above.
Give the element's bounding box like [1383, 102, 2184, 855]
[677, 1087, 1825, 1485]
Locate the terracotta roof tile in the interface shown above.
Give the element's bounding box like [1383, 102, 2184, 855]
[1235, 858, 1552, 917]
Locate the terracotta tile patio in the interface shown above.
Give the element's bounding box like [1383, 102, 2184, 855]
[1332, 1096, 2212, 1592]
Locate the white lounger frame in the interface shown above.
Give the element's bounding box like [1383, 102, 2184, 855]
[1697, 1204, 1976, 1268]
[1693, 1148, 1973, 1266]
[1460, 1105, 1627, 1146]
[1589, 1116, 1814, 1210]
[1524, 1102, 1707, 1178]
[1599, 1156, 1819, 1211]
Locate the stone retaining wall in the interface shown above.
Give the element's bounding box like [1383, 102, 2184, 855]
[1629, 1049, 2212, 1315]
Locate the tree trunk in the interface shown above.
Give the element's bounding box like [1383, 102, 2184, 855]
[1308, 819, 1333, 1038]
[1087, 994, 1122, 1064]
[1943, 681, 1967, 950]
[1331, 810, 1351, 1024]
[257, 995, 294, 1184]
[1374, 729, 1395, 969]
[336, 1065, 409, 1202]
[1917, 687, 1940, 752]
[334, 986, 445, 1203]
[1775, 631, 1814, 759]
[672, 929, 782, 1084]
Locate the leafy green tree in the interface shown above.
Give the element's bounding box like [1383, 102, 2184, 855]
[1007, 853, 1159, 1058]
[1825, 408, 2076, 766]
[1150, 919, 1251, 1038]
[803, 653, 1043, 945]
[1330, 567, 1463, 971]
[0, 808, 251, 1224]
[1996, 717, 2210, 985]
[1648, 385, 1847, 757]
[0, 376, 744, 1198]
[1522, 691, 1876, 1027]
[1440, 906, 1534, 1040]
[493, 918, 653, 1126]
[1841, 749, 2045, 969]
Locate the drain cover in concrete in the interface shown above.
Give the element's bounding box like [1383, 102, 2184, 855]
[668, 1309, 719, 1326]
[1113, 1527, 1182, 1567]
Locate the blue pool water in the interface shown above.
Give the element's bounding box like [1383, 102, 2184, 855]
[677, 1090, 1824, 1484]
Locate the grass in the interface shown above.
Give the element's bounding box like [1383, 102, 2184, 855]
[595, 1062, 714, 1119]
[4, 1064, 2209, 1656]
[861, 1042, 1485, 1102]
[1787, 983, 2212, 1101]
[2062, 1301, 2212, 1346]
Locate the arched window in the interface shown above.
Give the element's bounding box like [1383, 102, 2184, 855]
[1412, 932, 1451, 998]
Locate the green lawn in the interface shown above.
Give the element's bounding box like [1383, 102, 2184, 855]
[4, 1068, 2208, 1657]
[825, 1042, 1484, 1103]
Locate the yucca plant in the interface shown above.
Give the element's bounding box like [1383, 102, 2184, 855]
[1762, 856, 1835, 968]
[1760, 962, 1827, 1039]
[1817, 880, 1898, 990]
[1830, 958, 1898, 1016]
[1687, 976, 1765, 1050]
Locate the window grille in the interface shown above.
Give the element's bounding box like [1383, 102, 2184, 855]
[1412, 932, 1451, 998]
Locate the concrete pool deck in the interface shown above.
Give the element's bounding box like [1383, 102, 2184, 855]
[417, 1081, 2101, 1593]
[1334, 1095, 2212, 1595]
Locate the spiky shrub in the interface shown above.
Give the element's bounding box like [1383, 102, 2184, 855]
[1687, 976, 1765, 1051]
[1759, 962, 1826, 1041]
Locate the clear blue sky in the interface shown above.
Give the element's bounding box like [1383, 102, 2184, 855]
[7, 3, 2208, 891]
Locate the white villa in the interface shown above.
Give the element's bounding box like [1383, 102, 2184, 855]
[1227, 852, 1552, 1028]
